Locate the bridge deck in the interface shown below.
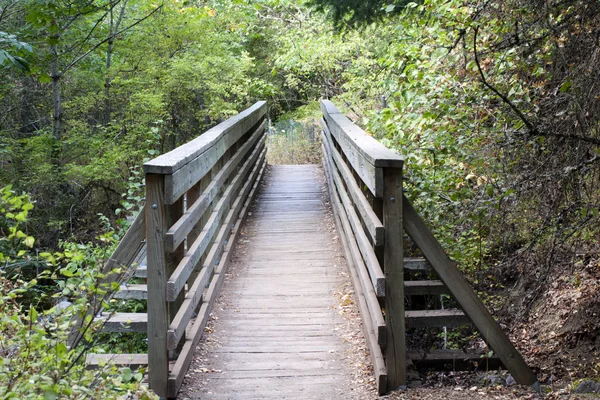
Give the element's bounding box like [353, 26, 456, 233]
[179, 164, 371, 399]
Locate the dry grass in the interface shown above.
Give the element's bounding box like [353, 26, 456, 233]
[266, 119, 322, 165]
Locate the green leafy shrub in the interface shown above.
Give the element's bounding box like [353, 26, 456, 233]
[0, 186, 157, 399]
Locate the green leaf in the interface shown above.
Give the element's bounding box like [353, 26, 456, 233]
[25, 236, 35, 248]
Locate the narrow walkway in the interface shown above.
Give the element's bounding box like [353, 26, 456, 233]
[179, 165, 373, 399]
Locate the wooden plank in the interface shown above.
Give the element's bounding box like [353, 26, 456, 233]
[404, 257, 430, 271]
[162, 112, 265, 203]
[113, 284, 148, 300]
[67, 207, 146, 348]
[166, 158, 267, 398]
[145, 173, 170, 398]
[165, 120, 266, 251]
[98, 312, 147, 333]
[320, 123, 384, 246]
[322, 134, 385, 296]
[402, 195, 537, 384]
[322, 143, 386, 344]
[402, 194, 538, 386]
[383, 166, 406, 391]
[134, 264, 147, 278]
[166, 138, 266, 301]
[408, 349, 504, 371]
[405, 309, 469, 328]
[405, 280, 449, 295]
[323, 155, 387, 395]
[85, 354, 148, 368]
[167, 149, 266, 350]
[320, 100, 403, 197]
[144, 101, 266, 174]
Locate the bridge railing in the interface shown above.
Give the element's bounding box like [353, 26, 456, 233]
[320, 100, 538, 394]
[143, 102, 268, 398]
[320, 100, 405, 394]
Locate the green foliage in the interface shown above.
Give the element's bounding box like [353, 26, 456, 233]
[267, 119, 322, 165]
[0, 187, 157, 399]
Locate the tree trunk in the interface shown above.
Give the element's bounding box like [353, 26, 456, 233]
[51, 43, 61, 139]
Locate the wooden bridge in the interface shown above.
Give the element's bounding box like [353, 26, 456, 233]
[75, 101, 539, 398]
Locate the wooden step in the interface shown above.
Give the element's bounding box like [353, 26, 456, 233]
[97, 312, 147, 333]
[113, 284, 148, 300]
[134, 264, 147, 278]
[86, 353, 148, 369]
[405, 280, 449, 295]
[406, 309, 469, 328]
[408, 349, 503, 370]
[404, 257, 430, 271]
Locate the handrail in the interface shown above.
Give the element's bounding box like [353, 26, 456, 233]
[143, 102, 268, 398]
[320, 100, 405, 394]
[320, 100, 538, 394]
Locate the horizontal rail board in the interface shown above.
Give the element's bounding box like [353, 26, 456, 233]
[408, 350, 504, 370]
[405, 309, 468, 328]
[167, 149, 266, 349]
[167, 158, 266, 398]
[144, 101, 266, 174]
[321, 120, 384, 246]
[323, 143, 386, 345]
[68, 207, 146, 347]
[404, 280, 449, 296]
[86, 354, 148, 368]
[402, 194, 538, 386]
[321, 100, 403, 198]
[323, 154, 387, 395]
[322, 132, 385, 296]
[167, 137, 266, 301]
[144, 101, 267, 203]
[165, 120, 267, 251]
[97, 312, 147, 333]
[404, 257, 430, 271]
[113, 284, 148, 300]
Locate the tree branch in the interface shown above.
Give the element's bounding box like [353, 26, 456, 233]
[59, 4, 162, 77]
[473, 25, 539, 135]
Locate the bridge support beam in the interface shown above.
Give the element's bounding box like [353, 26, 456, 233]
[383, 167, 406, 391]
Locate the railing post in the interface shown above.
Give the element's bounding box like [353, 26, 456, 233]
[383, 166, 406, 391]
[146, 173, 169, 398]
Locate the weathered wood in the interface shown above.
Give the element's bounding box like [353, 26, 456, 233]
[404, 257, 430, 271]
[163, 117, 265, 203]
[134, 264, 147, 278]
[167, 149, 265, 350]
[145, 173, 170, 398]
[323, 135, 385, 296]
[405, 309, 469, 328]
[323, 157, 387, 395]
[185, 164, 370, 398]
[113, 284, 148, 300]
[167, 158, 266, 398]
[402, 194, 538, 386]
[405, 280, 449, 295]
[85, 353, 148, 369]
[165, 120, 266, 251]
[67, 207, 146, 348]
[383, 167, 406, 391]
[98, 312, 147, 333]
[408, 350, 504, 371]
[166, 137, 265, 301]
[144, 102, 266, 202]
[320, 122, 384, 246]
[320, 100, 403, 197]
[322, 142, 386, 344]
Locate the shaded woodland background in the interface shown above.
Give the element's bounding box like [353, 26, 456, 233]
[1, 0, 599, 397]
